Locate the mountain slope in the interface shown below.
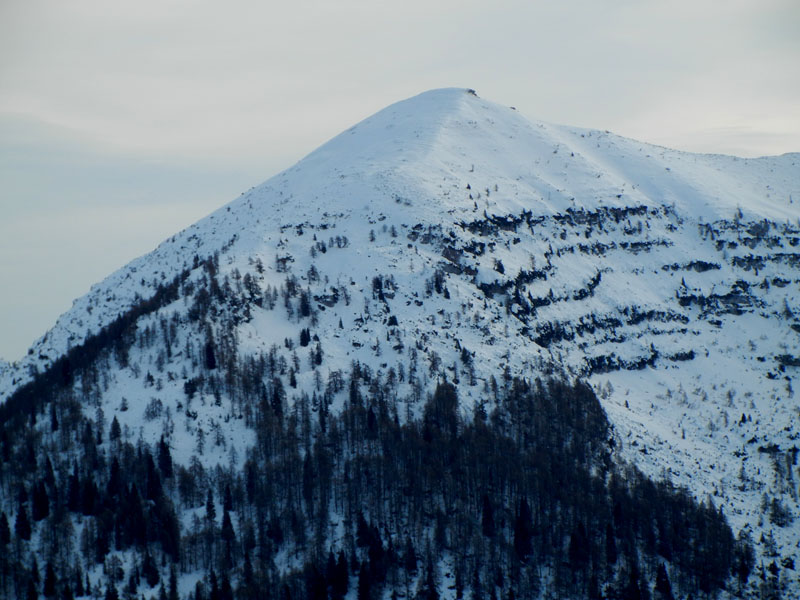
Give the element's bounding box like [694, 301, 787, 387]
[2, 88, 799, 598]
[4, 89, 798, 380]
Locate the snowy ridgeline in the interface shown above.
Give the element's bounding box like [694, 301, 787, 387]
[1, 88, 799, 598]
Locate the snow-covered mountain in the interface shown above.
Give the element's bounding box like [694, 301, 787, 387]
[2, 88, 799, 598]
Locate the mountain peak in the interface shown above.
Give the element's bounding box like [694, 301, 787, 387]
[237, 87, 797, 232]
[2, 88, 800, 597]
[274, 86, 518, 198]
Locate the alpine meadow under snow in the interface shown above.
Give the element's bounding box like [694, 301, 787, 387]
[1, 88, 799, 599]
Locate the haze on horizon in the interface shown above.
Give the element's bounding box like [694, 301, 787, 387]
[1, 0, 798, 362]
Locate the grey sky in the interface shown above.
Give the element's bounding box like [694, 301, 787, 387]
[1, 0, 798, 361]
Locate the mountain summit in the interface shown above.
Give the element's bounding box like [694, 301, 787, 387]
[2, 89, 799, 598]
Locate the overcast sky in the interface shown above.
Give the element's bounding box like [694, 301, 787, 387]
[1, 0, 798, 361]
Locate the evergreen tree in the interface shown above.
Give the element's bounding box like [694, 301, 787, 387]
[325, 552, 337, 596]
[220, 571, 233, 600]
[103, 582, 119, 600]
[25, 579, 36, 600]
[109, 416, 121, 442]
[15, 502, 32, 541]
[124, 568, 138, 597]
[30, 557, 40, 587]
[209, 570, 220, 600]
[620, 564, 643, 600]
[605, 522, 617, 567]
[204, 328, 217, 370]
[0, 511, 10, 546]
[357, 561, 371, 600]
[418, 557, 439, 600]
[513, 498, 533, 561]
[50, 403, 59, 432]
[330, 551, 349, 600]
[168, 567, 179, 600]
[66, 467, 81, 512]
[74, 567, 85, 597]
[145, 451, 163, 501]
[654, 564, 674, 600]
[403, 539, 417, 574]
[568, 523, 590, 569]
[43, 561, 57, 598]
[44, 456, 56, 488]
[223, 484, 233, 512]
[158, 436, 173, 479]
[481, 494, 495, 538]
[107, 458, 121, 498]
[206, 488, 216, 523]
[32, 480, 50, 521]
[142, 551, 160, 588]
[299, 291, 311, 318]
[221, 509, 235, 543]
[733, 530, 755, 587]
[305, 564, 327, 600]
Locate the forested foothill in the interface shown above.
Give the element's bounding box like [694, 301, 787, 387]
[0, 316, 753, 599]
